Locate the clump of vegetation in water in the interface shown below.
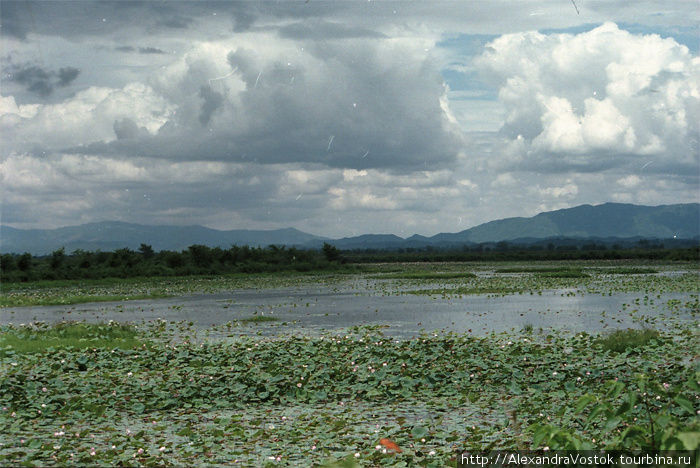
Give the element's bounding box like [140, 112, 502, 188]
[0, 322, 140, 355]
[537, 269, 588, 278]
[238, 315, 279, 323]
[599, 267, 658, 275]
[496, 266, 577, 273]
[594, 328, 664, 353]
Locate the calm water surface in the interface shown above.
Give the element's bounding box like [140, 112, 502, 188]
[2, 280, 696, 337]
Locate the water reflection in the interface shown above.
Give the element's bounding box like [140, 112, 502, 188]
[2, 283, 696, 338]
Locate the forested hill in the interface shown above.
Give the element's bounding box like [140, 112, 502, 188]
[421, 202, 699, 245]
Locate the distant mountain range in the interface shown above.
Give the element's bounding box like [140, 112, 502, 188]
[0, 222, 328, 255]
[2, 203, 698, 255]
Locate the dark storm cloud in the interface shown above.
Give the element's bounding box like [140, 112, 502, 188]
[69, 37, 463, 172]
[277, 20, 386, 40]
[7, 63, 80, 96]
[115, 45, 166, 54]
[232, 9, 256, 32]
[198, 86, 224, 126]
[113, 118, 149, 140]
[138, 47, 166, 55]
[10, 64, 53, 96]
[0, 1, 263, 39]
[156, 14, 193, 29]
[57, 67, 80, 86]
[0, 1, 201, 38]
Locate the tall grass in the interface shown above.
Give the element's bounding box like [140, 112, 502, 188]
[595, 328, 663, 353]
[0, 322, 141, 354]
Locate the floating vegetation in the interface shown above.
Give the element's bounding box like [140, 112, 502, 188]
[597, 267, 659, 275]
[0, 322, 696, 465]
[495, 266, 579, 273]
[238, 316, 279, 323]
[537, 269, 588, 278]
[381, 271, 477, 280]
[0, 273, 348, 308]
[2, 261, 697, 307]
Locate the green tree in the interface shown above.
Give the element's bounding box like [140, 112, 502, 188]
[188, 245, 213, 268]
[0, 254, 16, 273]
[17, 252, 32, 272]
[50, 247, 66, 269]
[139, 243, 155, 259]
[322, 242, 341, 262]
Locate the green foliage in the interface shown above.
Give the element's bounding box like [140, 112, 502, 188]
[16, 252, 32, 272]
[530, 374, 700, 451]
[50, 248, 65, 270]
[0, 322, 140, 355]
[138, 243, 155, 259]
[0, 244, 343, 283]
[0, 253, 16, 272]
[344, 246, 700, 263]
[322, 242, 342, 262]
[1, 322, 696, 465]
[595, 328, 664, 353]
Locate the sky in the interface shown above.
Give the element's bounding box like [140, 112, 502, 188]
[1, 1, 698, 238]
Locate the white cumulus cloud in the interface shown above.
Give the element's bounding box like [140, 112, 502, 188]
[477, 22, 699, 173]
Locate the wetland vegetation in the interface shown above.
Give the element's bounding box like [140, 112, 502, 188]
[0, 259, 698, 465]
[0, 321, 697, 466]
[1, 258, 698, 308]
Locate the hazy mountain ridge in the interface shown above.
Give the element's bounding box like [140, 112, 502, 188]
[2, 203, 698, 254]
[446, 202, 699, 244]
[1, 222, 328, 255]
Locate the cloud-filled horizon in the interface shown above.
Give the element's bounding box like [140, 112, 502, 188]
[1, 1, 698, 238]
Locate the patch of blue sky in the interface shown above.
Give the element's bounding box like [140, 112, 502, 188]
[436, 33, 500, 52]
[539, 22, 603, 35]
[618, 23, 698, 52]
[441, 69, 496, 98]
[437, 33, 500, 100]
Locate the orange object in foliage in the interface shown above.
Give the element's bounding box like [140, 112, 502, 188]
[379, 438, 402, 453]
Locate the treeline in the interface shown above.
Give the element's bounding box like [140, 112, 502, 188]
[1, 242, 698, 283]
[0, 243, 345, 282]
[343, 244, 700, 263]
